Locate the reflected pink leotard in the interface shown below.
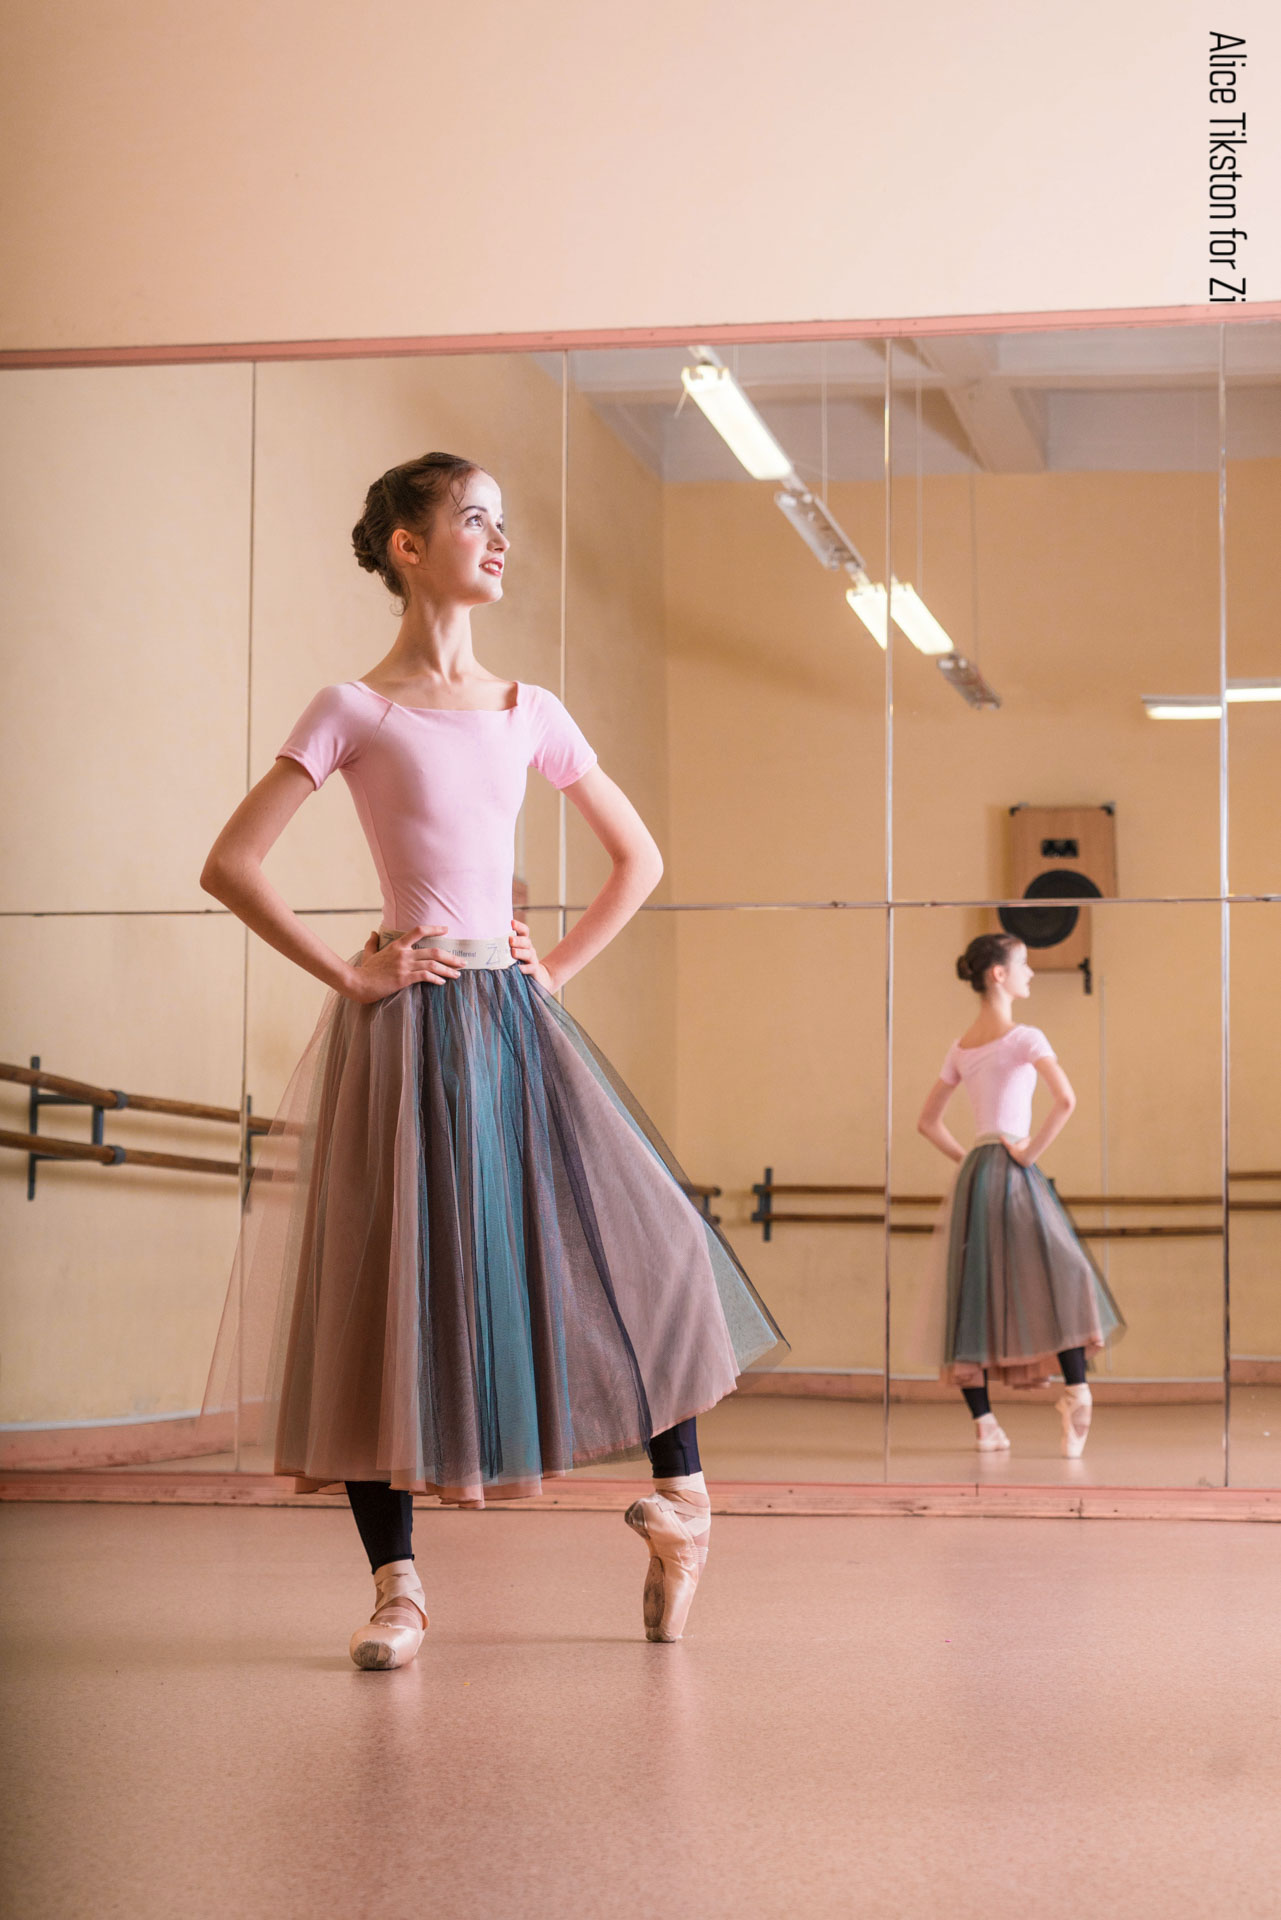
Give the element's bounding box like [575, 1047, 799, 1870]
[277, 680, 597, 938]
[938, 1025, 1056, 1140]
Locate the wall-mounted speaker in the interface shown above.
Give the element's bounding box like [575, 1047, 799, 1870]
[999, 805, 1117, 989]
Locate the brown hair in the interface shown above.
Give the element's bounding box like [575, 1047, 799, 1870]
[351, 452, 481, 604]
[956, 931, 1021, 994]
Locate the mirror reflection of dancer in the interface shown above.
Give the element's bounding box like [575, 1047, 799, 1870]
[201, 453, 785, 1667]
[916, 933, 1124, 1459]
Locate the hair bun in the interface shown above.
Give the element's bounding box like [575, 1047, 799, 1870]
[955, 953, 973, 983]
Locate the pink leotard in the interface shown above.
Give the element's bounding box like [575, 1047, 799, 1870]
[938, 1025, 1056, 1140]
[277, 680, 597, 937]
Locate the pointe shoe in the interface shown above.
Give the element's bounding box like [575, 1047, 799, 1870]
[1057, 1383, 1093, 1459]
[349, 1558, 428, 1670]
[624, 1486, 711, 1643]
[974, 1412, 1011, 1453]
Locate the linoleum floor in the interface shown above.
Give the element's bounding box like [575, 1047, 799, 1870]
[3, 1504, 1281, 1918]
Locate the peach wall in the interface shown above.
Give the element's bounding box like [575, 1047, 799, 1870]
[3, 2, 1279, 351]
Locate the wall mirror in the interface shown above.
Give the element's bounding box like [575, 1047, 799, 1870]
[2, 315, 1276, 1495]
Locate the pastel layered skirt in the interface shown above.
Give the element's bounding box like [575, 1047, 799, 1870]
[936, 1137, 1125, 1390]
[201, 941, 786, 1504]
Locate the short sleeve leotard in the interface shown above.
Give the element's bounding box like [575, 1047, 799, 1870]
[277, 680, 597, 938]
[938, 1025, 1056, 1141]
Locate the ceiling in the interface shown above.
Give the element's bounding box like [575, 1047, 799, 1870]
[537, 326, 1281, 484]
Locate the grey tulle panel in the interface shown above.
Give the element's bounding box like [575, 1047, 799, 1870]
[940, 1141, 1125, 1389]
[200, 966, 786, 1504]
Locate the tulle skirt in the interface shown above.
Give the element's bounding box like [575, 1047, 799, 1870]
[929, 1136, 1125, 1389]
[200, 945, 786, 1504]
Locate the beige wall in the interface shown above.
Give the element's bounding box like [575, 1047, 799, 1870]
[4, 2, 1280, 351]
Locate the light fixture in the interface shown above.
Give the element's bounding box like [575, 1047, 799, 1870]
[1143, 680, 1281, 719]
[1226, 678, 1281, 703]
[774, 487, 863, 569]
[679, 361, 795, 482]
[937, 653, 1002, 710]
[1142, 697, 1223, 720]
[845, 578, 889, 646]
[886, 581, 955, 656]
[680, 345, 998, 708]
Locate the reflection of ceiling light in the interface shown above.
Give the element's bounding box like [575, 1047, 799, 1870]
[681, 346, 996, 708]
[775, 487, 863, 568]
[1143, 681, 1281, 719]
[845, 576, 957, 658]
[846, 579, 889, 646]
[885, 581, 955, 656]
[1226, 678, 1281, 703]
[680, 363, 795, 481]
[937, 653, 1002, 710]
[1143, 698, 1223, 720]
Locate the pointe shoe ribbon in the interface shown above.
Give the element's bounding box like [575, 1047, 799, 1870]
[349, 1558, 428, 1671]
[624, 1491, 711, 1643]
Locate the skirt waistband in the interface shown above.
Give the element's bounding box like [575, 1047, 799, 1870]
[378, 931, 516, 971]
[975, 1132, 1018, 1148]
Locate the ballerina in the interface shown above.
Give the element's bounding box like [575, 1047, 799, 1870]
[916, 931, 1124, 1458]
[200, 450, 785, 1665]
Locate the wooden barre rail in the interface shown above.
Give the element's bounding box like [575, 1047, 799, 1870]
[0, 1061, 272, 1133]
[0, 1128, 240, 1178]
[752, 1166, 1281, 1242]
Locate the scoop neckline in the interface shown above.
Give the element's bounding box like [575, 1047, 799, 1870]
[955, 1025, 1026, 1054]
[348, 678, 523, 715]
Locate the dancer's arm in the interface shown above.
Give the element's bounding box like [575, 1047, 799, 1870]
[917, 1080, 967, 1164]
[200, 760, 462, 1002]
[1007, 1058, 1076, 1167]
[510, 765, 663, 992]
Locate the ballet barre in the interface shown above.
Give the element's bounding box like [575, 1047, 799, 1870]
[750, 1168, 1281, 1242]
[0, 1056, 270, 1200]
[0, 1056, 722, 1222]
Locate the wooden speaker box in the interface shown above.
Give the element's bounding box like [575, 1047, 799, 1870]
[999, 805, 1117, 986]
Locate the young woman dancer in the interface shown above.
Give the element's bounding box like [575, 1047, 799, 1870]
[201, 452, 785, 1667]
[916, 931, 1124, 1458]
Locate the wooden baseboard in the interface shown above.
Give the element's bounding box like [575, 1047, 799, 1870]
[2, 1469, 1280, 1522]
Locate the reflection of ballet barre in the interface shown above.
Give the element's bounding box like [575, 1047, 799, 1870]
[751, 1168, 1281, 1241]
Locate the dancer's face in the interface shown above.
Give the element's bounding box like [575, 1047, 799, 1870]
[396, 470, 509, 606]
[994, 943, 1034, 999]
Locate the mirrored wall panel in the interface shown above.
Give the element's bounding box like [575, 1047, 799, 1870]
[7, 318, 1276, 1495]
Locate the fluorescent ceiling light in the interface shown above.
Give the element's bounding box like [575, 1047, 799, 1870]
[846, 579, 889, 647]
[885, 581, 955, 657]
[845, 576, 956, 657]
[680, 364, 795, 481]
[1143, 697, 1223, 720]
[1226, 678, 1281, 704]
[774, 487, 863, 568]
[936, 654, 1002, 710]
[1143, 680, 1281, 718]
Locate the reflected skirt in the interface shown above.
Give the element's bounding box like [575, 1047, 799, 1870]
[937, 1137, 1125, 1390]
[201, 942, 786, 1504]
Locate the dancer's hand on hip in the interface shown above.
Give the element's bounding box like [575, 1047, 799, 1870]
[348, 926, 463, 1001]
[510, 918, 556, 992]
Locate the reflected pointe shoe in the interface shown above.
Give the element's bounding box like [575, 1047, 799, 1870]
[974, 1412, 1011, 1453]
[624, 1484, 711, 1643]
[349, 1558, 428, 1671]
[1057, 1383, 1093, 1459]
